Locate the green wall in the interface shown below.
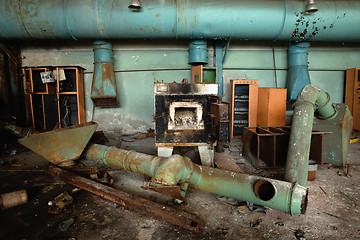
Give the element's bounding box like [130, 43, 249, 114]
[21, 41, 360, 132]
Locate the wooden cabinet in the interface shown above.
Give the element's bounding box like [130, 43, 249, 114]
[345, 68, 360, 130]
[230, 80, 258, 138]
[257, 88, 287, 127]
[24, 67, 85, 131]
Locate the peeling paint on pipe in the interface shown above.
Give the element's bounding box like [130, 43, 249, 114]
[83, 143, 308, 215]
[0, 1, 360, 41]
[285, 84, 337, 187]
[91, 41, 119, 107]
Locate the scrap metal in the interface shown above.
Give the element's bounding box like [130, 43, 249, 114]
[18, 122, 98, 167]
[47, 166, 204, 232]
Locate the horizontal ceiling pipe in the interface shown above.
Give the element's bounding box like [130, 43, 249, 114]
[0, 1, 360, 41]
[285, 84, 337, 187]
[83, 143, 308, 215]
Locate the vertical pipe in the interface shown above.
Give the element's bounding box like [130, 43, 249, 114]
[286, 42, 311, 103]
[285, 85, 337, 186]
[215, 42, 224, 98]
[90, 41, 119, 107]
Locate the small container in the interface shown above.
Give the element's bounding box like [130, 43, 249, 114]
[308, 160, 318, 181]
[0, 189, 28, 210]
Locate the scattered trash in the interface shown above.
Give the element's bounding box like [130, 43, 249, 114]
[307, 160, 318, 181]
[217, 196, 240, 206]
[90, 131, 109, 144]
[294, 229, 305, 239]
[236, 205, 250, 214]
[275, 221, 284, 226]
[346, 165, 352, 177]
[319, 186, 327, 194]
[48, 192, 73, 214]
[89, 167, 114, 186]
[349, 137, 359, 144]
[0, 189, 28, 210]
[246, 201, 267, 213]
[10, 150, 17, 156]
[250, 219, 262, 228]
[59, 218, 74, 231]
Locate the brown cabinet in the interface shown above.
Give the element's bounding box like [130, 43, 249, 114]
[257, 88, 287, 127]
[230, 80, 258, 138]
[24, 67, 85, 131]
[345, 68, 360, 131]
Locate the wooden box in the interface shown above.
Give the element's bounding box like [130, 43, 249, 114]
[257, 88, 287, 127]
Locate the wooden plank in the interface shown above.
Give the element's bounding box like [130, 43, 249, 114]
[345, 69, 355, 113]
[77, 68, 86, 124]
[41, 95, 46, 131]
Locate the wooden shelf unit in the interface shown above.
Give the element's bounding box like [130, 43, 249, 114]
[345, 68, 360, 130]
[24, 67, 85, 131]
[230, 80, 259, 138]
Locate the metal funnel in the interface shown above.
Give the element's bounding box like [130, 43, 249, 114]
[19, 122, 98, 167]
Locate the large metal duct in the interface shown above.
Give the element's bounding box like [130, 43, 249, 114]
[0, 0, 360, 41]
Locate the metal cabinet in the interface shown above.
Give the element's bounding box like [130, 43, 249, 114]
[230, 80, 258, 138]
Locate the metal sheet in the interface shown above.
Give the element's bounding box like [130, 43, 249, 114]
[18, 122, 98, 167]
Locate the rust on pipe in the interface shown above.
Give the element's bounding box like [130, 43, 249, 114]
[46, 166, 204, 232]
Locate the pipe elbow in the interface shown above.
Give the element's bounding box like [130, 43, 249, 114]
[296, 84, 337, 120]
[151, 154, 193, 186]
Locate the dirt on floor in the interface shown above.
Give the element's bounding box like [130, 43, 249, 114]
[0, 132, 359, 240]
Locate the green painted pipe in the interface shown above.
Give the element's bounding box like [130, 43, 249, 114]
[84, 143, 308, 215]
[285, 85, 337, 187]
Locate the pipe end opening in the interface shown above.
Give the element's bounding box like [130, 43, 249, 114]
[254, 180, 276, 201]
[301, 189, 309, 214]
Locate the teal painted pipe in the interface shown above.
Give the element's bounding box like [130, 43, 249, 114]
[0, 1, 360, 41]
[84, 143, 308, 215]
[286, 42, 311, 103]
[215, 42, 224, 98]
[189, 40, 207, 65]
[285, 84, 337, 187]
[91, 41, 119, 107]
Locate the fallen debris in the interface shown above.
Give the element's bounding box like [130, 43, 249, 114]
[319, 186, 327, 194]
[46, 166, 204, 232]
[89, 167, 114, 186]
[294, 229, 305, 240]
[59, 218, 74, 231]
[48, 192, 73, 214]
[0, 189, 28, 210]
[90, 131, 109, 144]
[246, 202, 267, 213]
[214, 154, 243, 173]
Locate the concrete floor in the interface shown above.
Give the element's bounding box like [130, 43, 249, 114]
[0, 131, 359, 240]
